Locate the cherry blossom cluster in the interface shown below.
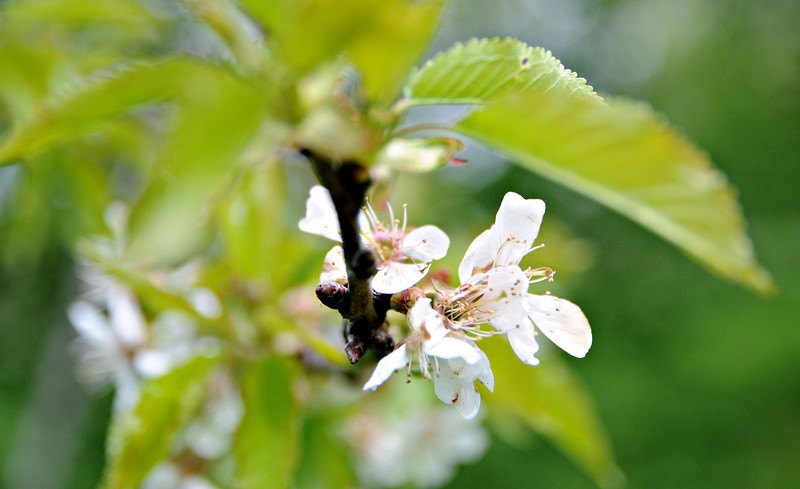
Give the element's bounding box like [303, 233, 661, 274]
[299, 186, 592, 419]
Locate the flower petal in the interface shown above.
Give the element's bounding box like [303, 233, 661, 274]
[409, 297, 440, 328]
[426, 337, 482, 364]
[457, 229, 494, 284]
[473, 350, 495, 392]
[480, 266, 529, 332]
[320, 246, 347, 285]
[493, 192, 546, 267]
[402, 225, 450, 262]
[363, 345, 408, 391]
[507, 320, 541, 366]
[528, 294, 592, 358]
[106, 286, 147, 348]
[68, 301, 114, 346]
[298, 185, 342, 242]
[372, 261, 428, 294]
[434, 359, 482, 419]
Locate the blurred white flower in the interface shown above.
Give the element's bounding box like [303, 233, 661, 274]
[443, 192, 592, 365]
[142, 372, 242, 489]
[345, 392, 489, 488]
[183, 370, 243, 459]
[142, 463, 219, 489]
[298, 185, 449, 294]
[67, 285, 148, 412]
[151, 260, 222, 319]
[68, 285, 218, 412]
[133, 310, 218, 378]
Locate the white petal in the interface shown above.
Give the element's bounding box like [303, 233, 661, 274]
[457, 229, 494, 284]
[402, 225, 449, 262]
[493, 192, 545, 267]
[68, 301, 114, 346]
[425, 337, 482, 364]
[372, 261, 427, 294]
[133, 349, 172, 378]
[111, 366, 142, 413]
[479, 267, 529, 332]
[320, 246, 347, 285]
[473, 350, 495, 392]
[298, 185, 342, 242]
[507, 320, 541, 366]
[182, 476, 219, 489]
[528, 294, 592, 358]
[106, 286, 147, 348]
[187, 288, 221, 319]
[363, 345, 408, 391]
[408, 298, 445, 340]
[452, 385, 481, 419]
[434, 359, 481, 419]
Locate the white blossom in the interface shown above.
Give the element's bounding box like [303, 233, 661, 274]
[182, 371, 243, 459]
[363, 299, 491, 418]
[442, 192, 592, 365]
[298, 185, 449, 294]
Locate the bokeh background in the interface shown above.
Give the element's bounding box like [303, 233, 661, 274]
[1, 0, 799, 488]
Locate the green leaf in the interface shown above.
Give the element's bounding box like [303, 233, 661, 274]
[0, 58, 225, 166]
[457, 91, 775, 294]
[295, 412, 357, 489]
[182, 0, 266, 71]
[234, 356, 301, 489]
[100, 354, 219, 489]
[482, 337, 623, 489]
[240, 0, 444, 103]
[127, 64, 267, 265]
[403, 38, 601, 108]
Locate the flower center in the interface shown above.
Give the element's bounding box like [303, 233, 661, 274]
[368, 229, 405, 264]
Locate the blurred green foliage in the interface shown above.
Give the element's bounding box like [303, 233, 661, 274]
[0, 0, 797, 488]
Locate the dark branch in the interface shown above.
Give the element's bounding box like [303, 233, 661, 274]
[302, 148, 393, 364]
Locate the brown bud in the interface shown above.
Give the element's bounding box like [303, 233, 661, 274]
[345, 335, 366, 364]
[369, 326, 395, 354]
[316, 282, 348, 309]
[390, 287, 426, 315]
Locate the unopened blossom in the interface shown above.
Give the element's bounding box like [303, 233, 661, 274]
[363, 298, 492, 418]
[298, 185, 449, 294]
[441, 192, 592, 366]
